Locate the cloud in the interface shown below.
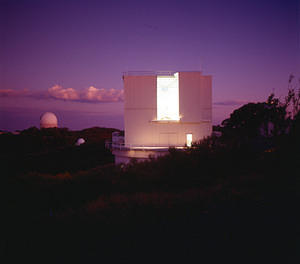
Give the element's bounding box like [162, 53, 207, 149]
[213, 100, 248, 106]
[0, 89, 30, 97]
[81, 86, 124, 102]
[48, 85, 124, 102]
[0, 85, 124, 103]
[1, 88, 246, 106]
[48, 85, 80, 101]
[0, 88, 47, 99]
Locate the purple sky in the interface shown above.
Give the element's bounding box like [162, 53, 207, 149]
[1, 0, 299, 131]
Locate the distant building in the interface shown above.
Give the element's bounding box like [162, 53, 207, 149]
[112, 71, 212, 164]
[76, 138, 86, 146]
[40, 112, 58, 129]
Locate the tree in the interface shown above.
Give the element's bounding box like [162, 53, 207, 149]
[220, 75, 300, 148]
[284, 74, 300, 119]
[221, 95, 289, 146]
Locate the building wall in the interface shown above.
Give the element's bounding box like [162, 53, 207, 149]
[179, 72, 212, 122]
[124, 72, 212, 147]
[124, 75, 157, 147]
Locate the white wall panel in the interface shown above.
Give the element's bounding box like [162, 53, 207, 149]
[124, 72, 212, 147]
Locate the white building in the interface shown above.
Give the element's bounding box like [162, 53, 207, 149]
[40, 112, 58, 129]
[112, 71, 212, 164]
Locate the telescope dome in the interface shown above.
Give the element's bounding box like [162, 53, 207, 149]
[76, 138, 85, 146]
[40, 112, 58, 128]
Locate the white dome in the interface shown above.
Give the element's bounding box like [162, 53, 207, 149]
[40, 112, 58, 128]
[76, 138, 85, 146]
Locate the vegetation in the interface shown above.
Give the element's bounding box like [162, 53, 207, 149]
[0, 126, 118, 174]
[1, 77, 299, 263]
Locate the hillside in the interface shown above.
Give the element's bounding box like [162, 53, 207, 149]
[2, 131, 297, 263]
[2, 90, 299, 263]
[0, 126, 119, 174]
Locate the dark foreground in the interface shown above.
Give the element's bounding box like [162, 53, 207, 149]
[3, 198, 297, 264]
[1, 126, 298, 263]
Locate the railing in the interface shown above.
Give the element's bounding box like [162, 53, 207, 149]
[105, 141, 125, 150]
[106, 141, 185, 151]
[123, 70, 202, 76]
[123, 71, 176, 76]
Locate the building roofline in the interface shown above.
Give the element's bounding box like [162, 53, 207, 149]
[122, 71, 203, 76]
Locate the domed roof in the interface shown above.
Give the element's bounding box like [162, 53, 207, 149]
[40, 112, 58, 128]
[76, 138, 85, 146]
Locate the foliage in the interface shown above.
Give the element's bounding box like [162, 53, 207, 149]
[2, 78, 299, 220]
[0, 127, 119, 175]
[2, 77, 299, 263]
[221, 75, 300, 151]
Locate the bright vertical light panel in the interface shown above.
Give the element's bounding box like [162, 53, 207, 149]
[157, 72, 179, 121]
[186, 134, 192, 147]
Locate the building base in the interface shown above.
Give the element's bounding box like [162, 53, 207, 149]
[112, 148, 171, 164]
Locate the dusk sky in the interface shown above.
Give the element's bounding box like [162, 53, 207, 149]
[1, 0, 299, 131]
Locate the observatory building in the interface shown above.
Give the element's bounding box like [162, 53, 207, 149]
[40, 112, 58, 129]
[76, 138, 86, 146]
[112, 71, 212, 164]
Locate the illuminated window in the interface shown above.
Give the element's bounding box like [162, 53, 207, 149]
[157, 72, 179, 121]
[186, 134, 192, 147]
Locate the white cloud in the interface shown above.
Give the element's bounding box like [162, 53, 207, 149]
[82, 86, 124, 102]
[48, 85, 124, 102]
[213, 100, 248, 106]
[48, 85, 80, 100]
[0, 85, 124, 103]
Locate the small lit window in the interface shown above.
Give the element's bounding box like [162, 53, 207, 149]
[186, 134, 192, 147]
